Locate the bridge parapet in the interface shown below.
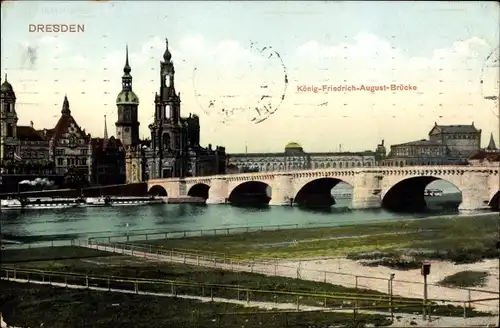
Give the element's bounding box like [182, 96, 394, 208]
[146, 165, 499, 211]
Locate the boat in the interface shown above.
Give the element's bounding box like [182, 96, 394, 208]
[85, 196, 166, 207]
[0, 197, 83, 210]
[424, 189, 443, 197]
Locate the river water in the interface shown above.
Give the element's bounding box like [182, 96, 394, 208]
[1, 180, 488, 242]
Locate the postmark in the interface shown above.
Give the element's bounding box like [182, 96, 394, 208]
[192, 41, 288, 125]
[479, 45, 499, 118]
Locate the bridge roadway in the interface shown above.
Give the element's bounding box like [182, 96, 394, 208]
[147, 166, 500, 211]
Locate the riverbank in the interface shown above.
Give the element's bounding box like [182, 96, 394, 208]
[137, 213, 499, 263]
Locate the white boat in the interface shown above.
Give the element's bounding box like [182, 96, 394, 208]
[0, 197, 82, 210]
[424, 189, 443, 197]
[108, 196, 166, 206]
[85, 196, 166, 207]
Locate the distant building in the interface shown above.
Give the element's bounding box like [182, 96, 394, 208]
[1, 76, 93, 191]
[468, 133, 499, 167]
[90, 116, 126, 185]
[227, 141, 386, 173]
[381, 122, 481, 166]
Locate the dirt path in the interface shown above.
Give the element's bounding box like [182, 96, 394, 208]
[2, 277, 497, 327]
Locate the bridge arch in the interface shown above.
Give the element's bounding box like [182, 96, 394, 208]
[294, 177, 353, 207]
[187, 183, 210, 200]
[382, 176, 462, 212]
[489, 190, 499, 211]
[228, 181, 271, 206]
[148, 185, 168, 196]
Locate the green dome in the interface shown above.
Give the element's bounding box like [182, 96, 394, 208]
[116, 90, 139, 105]
[285, 142, 302, 149]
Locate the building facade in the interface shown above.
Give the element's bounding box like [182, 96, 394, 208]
[90, 116, 126, 185]
[381, 123, 481, 166]
[129, 38, 227, 180]
[227, 141, 386, 173]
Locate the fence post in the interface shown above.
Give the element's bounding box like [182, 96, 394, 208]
[463, 302, 467, 318]
[108, 277, 110, 291]
[354, 276, 359, 317]
[231, 259, 234, 270]
[171, 283, 174, 295]
[135, 281, 138, 294]
[86, 274, 89, 288]
[324, 271, 327, 283]
[42, 274, 45, 283]
[210, 288, 214, 301]
[274, 263, 277, 276]
[108, 236, 111, 243]
[246, 290, 250, 304]
[197, 255, 200, 266]
[156, 249, 159, 260]
[468, 290, 471, 308]
[170, 250, 173, 262]
[51, 240, 54, 247]
[296, 296, 300, 310]
[183, 231, 186, 238]
[65, 275, 68, 287]
[183, 253, 186, 264]
[13, 268, 16, 279]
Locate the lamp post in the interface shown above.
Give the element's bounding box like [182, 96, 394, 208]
[421, 262, 431, 321]
[388, 273, 395, 322]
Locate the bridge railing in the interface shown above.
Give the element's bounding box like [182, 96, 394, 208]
[86, 240, 499, 314]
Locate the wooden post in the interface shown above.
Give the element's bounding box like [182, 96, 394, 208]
[246, 290, 250, 304]
[463, 302, 467, 318]
[85, 275, 89, 288]
[296, 296, 300, 310]
[210, 288, 214, 301]
[135, 281, 138, 294]
[324, 271, 327, 283]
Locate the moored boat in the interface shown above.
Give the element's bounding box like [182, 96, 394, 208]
[107, 196, 166, 206]
[0, 197, 83, 210]
[84, 196, 166, 207]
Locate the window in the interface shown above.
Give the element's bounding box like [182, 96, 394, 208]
[162, 133, 171, 150]
[56, 149, 64, 156]
[81, 158, 87, 165]
[57, 158, 64, 166]
[81, 149, 88, 155]
[165, 105, 170, 118]
[6, 124, 13, 137]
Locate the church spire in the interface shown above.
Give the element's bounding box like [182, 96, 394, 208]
[61, 95, 71, 115]
[163, 38, 172, 62]
[103, 115, 108, 140]
[121, 45, 132, 91]
[123, 44, 131, 75]
[486, 133, 497, 151]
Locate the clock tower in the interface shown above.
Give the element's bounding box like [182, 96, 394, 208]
[115, 45, 140, 148]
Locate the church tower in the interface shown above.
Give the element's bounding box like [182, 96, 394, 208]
[0, 74, 20, 162]
[150, 39, 186, 178]
[115, 45, 140, 148]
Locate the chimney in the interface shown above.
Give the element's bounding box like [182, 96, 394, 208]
[30, 121, 34, 128]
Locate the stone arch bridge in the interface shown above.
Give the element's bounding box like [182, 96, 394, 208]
[147, 166, 499, 211]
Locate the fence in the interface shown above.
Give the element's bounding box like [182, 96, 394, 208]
[84, 241, 500, 314]
[0, 266, 483, 320]
[2, 223, 302, 250]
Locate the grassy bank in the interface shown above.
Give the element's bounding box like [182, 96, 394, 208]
[0, 281, 394, 328]
[132, 214, 499, 263]
[2, 246, 115, 263]
[7, 251, 488, 317]
[438, 271, 490, 288]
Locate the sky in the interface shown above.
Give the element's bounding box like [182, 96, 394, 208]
[1, 1, 499, 153]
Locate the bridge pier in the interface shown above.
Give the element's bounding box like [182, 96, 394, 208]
[206, 178, 228, 204]
[269, 173, 294, 206]
[458, 172, 491, 211]
[350, 172, 382, 210]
